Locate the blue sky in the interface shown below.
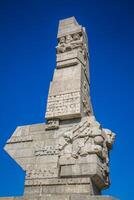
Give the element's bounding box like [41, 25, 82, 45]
[0, 0, 133, 199]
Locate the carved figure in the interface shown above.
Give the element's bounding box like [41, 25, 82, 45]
[45, 119, 59, 130]
[56, 36, 66, 53]
[57, 116, 115, 187]
[71, 33, 83, 52]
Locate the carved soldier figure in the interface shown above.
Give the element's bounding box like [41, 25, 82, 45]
[56, 36, 66, 53]
[71, 33, 83, 52]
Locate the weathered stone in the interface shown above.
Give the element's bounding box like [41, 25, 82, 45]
[1, 17, 117, 200]
[45, 119, 59, 130]
[0, 195, 119, 200]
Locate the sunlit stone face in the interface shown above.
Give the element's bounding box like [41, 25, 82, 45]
[2, 17, 116, 200]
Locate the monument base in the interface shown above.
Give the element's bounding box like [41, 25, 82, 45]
[0, 194, 118, 200]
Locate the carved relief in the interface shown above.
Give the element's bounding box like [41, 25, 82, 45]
[81, 77, 91, 116]
[56, 36, 66, 53]
[45, 119, 59, 130]
[57, 116, 115, 187]
[71, 33, 85, 55]
[65, 35, 73, 51]
[56, 33, 88, 61]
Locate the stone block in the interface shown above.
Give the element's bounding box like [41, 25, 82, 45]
[56, 49, 85, 68]
[60, 165, 72, 177]
[29, 123, 45, 132]
[57, 17, 82, 38]
[59, 154, 76, 165]
[70, 195, 118, 200]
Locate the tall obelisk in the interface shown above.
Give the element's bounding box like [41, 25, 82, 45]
[45, 17, 92, 121]
[1, 17, 118, 200]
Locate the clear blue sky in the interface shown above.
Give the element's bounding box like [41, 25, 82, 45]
[0, 0, 133, 199]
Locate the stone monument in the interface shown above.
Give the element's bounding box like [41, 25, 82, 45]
[0, 17, 118, 200]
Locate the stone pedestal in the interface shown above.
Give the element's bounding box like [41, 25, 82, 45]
[0, 195, 118, 200]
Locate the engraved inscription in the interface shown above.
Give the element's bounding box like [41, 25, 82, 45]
[26, 167, 58, 179]
[25, 177, 91, 186]
[46, 91, 81, 119]
[35, 145, 59, 156]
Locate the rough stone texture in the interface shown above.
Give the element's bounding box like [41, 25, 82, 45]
[0, 195, 118, 200]
[45, 17, 92, 120]
[0, 17, 118, 199]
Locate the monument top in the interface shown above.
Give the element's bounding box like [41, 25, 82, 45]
[57, 16, 82, 38]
